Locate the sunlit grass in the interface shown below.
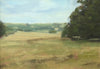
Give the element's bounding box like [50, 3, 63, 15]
[0, 32, 100, 69]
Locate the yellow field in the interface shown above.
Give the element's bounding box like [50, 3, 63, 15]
[0, 32, 100, 69]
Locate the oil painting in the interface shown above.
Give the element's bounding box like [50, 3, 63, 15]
[0, 0, 100, 69]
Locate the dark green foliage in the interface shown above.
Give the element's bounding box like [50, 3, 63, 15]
[0, 21, 5, 37]
[61, 24, 69, 37]
[49, 30, 57, 33]
[62, 0, 100, 39]
[5, 27, 16, 36]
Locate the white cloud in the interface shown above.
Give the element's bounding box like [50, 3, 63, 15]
[31, 0, 57, 12]
[38, 0, 57, 11]
[0, 0, 79, 23]
[5, 4, 14, 8]
[0, 10, 68, 23]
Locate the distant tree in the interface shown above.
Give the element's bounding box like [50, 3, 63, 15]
[0, 21, 5, 37]
[49, 30, 57, 33]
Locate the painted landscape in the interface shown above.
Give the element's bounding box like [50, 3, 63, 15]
[0, 0, 100, 69]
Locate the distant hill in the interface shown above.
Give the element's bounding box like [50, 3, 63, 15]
[4, 23, 66, 35]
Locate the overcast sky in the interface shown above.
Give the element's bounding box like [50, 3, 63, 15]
[0, 0, 80, 23]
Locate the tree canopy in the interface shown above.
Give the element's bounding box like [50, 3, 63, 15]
[62, 0, 100, 39]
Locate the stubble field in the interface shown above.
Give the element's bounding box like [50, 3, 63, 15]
[0, 31, 100, 69]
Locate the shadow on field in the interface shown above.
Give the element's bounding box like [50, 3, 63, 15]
[89, 39, 100, 42]
[0, 64, 7, 69]
[27, 54, 74, 64]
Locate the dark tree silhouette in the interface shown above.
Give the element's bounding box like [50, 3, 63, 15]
[62, 0, 100, 39]
[0, 21, 5, 37]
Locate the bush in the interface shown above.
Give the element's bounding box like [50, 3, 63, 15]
[49, 30, 57, 33]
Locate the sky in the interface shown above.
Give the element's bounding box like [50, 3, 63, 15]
[0, 0, 80, 23]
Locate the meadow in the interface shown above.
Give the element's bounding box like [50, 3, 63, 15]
[0, 31, 100, 69]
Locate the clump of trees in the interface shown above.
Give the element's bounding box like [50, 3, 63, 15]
[49, 30, 57, 33]
[62, 0, 100, 39]
[0, 21, 5, 37]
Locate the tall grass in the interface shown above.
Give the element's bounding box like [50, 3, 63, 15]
[0, 32, 100, 69]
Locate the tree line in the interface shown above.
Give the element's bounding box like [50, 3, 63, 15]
[0, 22, 66, 37]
